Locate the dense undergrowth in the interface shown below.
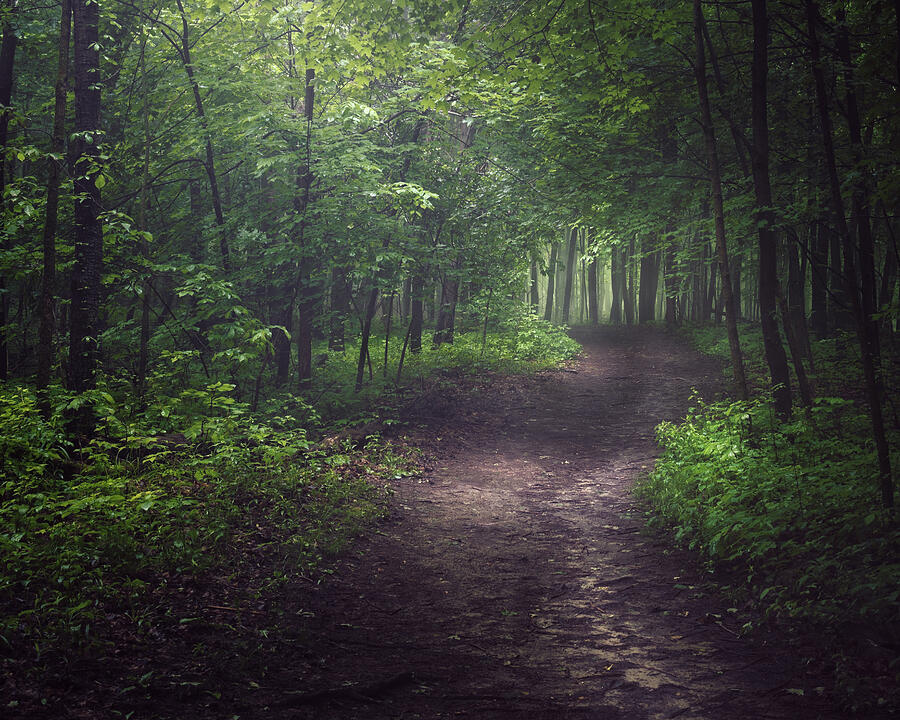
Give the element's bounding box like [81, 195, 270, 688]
[0, 310, 579, 663]
[638, 323, 899, 713]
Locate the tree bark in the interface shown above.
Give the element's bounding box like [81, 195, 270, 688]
[809, 221, 829, 337]
[69, 0, 103, 429]
[751, 0, 792, 417]
[664, 245, 678, 327]
[561, 227, 578, 324]
[175, 0, 229, 272]
[610, 247, 623, 324]
[807, 0, 892, 506]
[544, 242, 558, 322]
[623, 238, 635, 326]
[587, 257, 599, 325]
[693, 0, 749, 399]
[0, 0, 17, 381]
[638, 241, 661, 324]
[409, 272, 423, 353]
[38, 0, 69, 414]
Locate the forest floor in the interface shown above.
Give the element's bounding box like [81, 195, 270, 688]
[12, 326, 849, 719]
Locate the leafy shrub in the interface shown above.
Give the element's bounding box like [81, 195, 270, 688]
[0, 385, 409, 655]
[637, 395, 900, 710]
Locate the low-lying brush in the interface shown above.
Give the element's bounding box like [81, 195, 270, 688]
[641, 324, 900, 712]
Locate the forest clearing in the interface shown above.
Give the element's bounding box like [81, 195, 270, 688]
[1, 0, 898, 716]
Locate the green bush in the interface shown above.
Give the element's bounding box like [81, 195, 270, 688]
[637, 394, 900, 710]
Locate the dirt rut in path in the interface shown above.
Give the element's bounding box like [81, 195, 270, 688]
[270, 326, 839, 720]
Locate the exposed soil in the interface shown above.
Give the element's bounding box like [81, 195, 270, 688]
[7, 326, 848, 719]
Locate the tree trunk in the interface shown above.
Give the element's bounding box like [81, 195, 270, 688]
[561, 227, 577, 324]
[175, 0, 229, 273]
[610, 247, 623, 324]
[409, 272, 423, 353]
[809, 221, 829, 337]
[587, 258, 598, 325]
[664, 244, 678, 327]
[434, 263, 460, 346]
[787, 233, 813, 366]
[693, 0, 749, 399]
[529, 258, 540, 310]
[544, 242, 558, 322]
[0, 0, 17, 381]
[638, 242, 660, 324]
[751, 0, 792, 417]
[807, 0, 893, 507]
[624, 238, 635, 326]
[38, 0, 69, 413]
[69, 0, 103, 429]
[273, 304, 292, 383]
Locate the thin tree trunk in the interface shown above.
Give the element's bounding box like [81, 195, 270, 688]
[638, 242, 661, 324]
[810, 221, 829, 337]
[530, 258, 540, 310]
[694, 0, 749, 399]
[175, 0, 229, 272]
[544, 242, 558, 322]
[587, 258, 599, 325]
[610, 247, 623, 324]
[0, 0, 17, 381]
[751, 0, 792, 417]
[664, 244, 678, 327]
[561, 227, 577, 324]
[787, 233, 813, 366]
[624, 239, 635, 326]
[410, 272, 423, 353]
[136, 9, 152, 407]
[807, 0, 893, 507]
[38, 0, 69, 415]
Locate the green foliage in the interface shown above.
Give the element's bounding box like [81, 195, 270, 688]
[0, 385, 410, 655]
[637, 395, 900, 710]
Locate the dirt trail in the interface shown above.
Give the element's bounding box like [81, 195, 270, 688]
[264, 326, 839, 719]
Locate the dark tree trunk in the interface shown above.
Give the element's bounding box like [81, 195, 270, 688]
[664, 245, 678, 327]
[836, 7, 892, 507]
[0, 1, 17, 381]
[752, 0, 792, 417]
[544, 242, 558, 322]
[807, 0, 892, 507]
[355, 282, 379, 391]
[529, 258, 540, 310]
[38, 0, 69, 413]
[273, 304, 292, 384]
[434, 262, 460, 346]
[176, 0, 229, 272]
[787, 233, 813, 366]
[561, 228, 578, 324]
[693, 0, 749, 399]
[409, 273, 423, 353]
[809, 221, 829, 337]
[587, 258, 599, 325]
[69, 0, 103, 429]
[624, 238, 635, 326]
[610, 247, 623, 324]
[294, 68, 316, 389]
[638, 241, 661, 324]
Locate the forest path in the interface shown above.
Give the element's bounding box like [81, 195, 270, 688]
[269, 326, 839, 720]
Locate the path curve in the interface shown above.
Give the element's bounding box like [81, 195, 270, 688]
[277, 326, 838, 719]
